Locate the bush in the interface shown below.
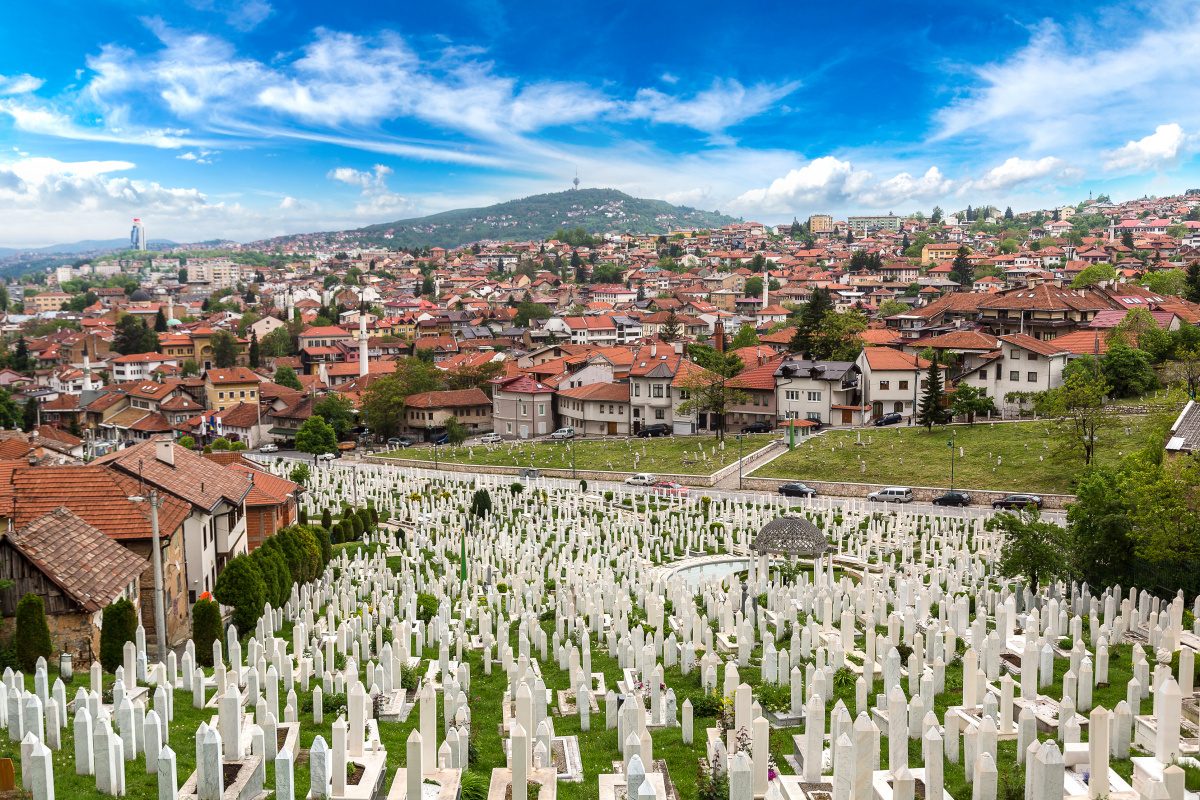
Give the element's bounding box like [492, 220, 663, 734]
[510, 482, 523, 494]
[213, 554, 267, 633]
[99, 597, 138, 673]
[15, 593, 52, 672]
[321, 508, 332, 529]
[298, 507, 308, 525]
[688, 690, 722, 717]
[416, 593, 438, 623]
[316, 525, 333, 564]
[753, 682, 791, 713]
[460, 771, 488, 800]
[193, 598, 222, 667]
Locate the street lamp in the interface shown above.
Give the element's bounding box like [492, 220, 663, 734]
[569, 440, 576, 480]
[947, 430, 956, 492]
[737, 433, 744, 490]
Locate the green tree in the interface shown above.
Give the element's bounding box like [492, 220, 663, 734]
[210, 330, 239, 368]
[154, 308, 168, 333]
[14, 594, 51, 671]
[274, 365, 303, 391]
[113, 315, 159, 355]
[997, 238, 1019, 254]
[99, 597, 138, 672]
[0, 389, 22, 430]
[181, 359, 200, 377]
[470, 488, 492, 521]
[178, 435, 196, 449]
[788, 288, 834, 357]
[949, 383, 996, 424]
[11, 338, 30, 372]
[811, 310, 867, 361]
[192, 598, 223, 667]
[259, 326, 295, 357]
[730, 325, 760, 349]
[1067, 467, 1139, 590]
[744, 276, 763, 298]
[1185, 261, 1200, 303]
[295, 416, 338, 456]
[1099, 341, 1157, 398]
[1141, 268, 1187, 297]
[248, 330, 260, 368]
[949, 246, 973, 287]
[916, 360, 947, 429]
[22, 398, 37, 432]
[1070, 262, 1116, 288]
[514, 301, 551, 327]
[213, 554, 267, 633]
[1121, 230, 1136, 249]
[289, 462, 311, 486]
[989, 509, 1069, 591]
[660, 310, 682, 343]
[313, 393, 355, 440]
[676, 351, 746, 440]
[876, 299, 909, 318]
[445, 415, 469, 444]
[360, 358, 443, 438]
[1035, 368, 1111, 465]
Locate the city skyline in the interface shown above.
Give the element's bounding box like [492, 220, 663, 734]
[1, 0, 1200, 246]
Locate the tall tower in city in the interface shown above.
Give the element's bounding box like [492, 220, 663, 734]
[130, 218, 146, 251]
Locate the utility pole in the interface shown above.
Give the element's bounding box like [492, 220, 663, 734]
[570, 441, 576, 480]
[149, 489, 167, 660]
[737, 433, 744, 490]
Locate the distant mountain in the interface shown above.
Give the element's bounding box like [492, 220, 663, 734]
[263, 188, 740, 250]
[0, 238, 178, 257]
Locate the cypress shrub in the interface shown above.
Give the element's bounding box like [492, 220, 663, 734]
[316, 525, 333, 564]
[15, 593, 52, 672]
[321, 508, 332, 529]
[99, 597, 138, 673]
[213, 554, 267, 634]
[192, 598, 222, 667]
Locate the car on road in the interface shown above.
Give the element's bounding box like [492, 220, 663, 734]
[624, 473, 658, 486]
[549, 426, 576, 440]
[932, 490, 971, 507]
[742, 421, 775, 434]
[873, 412, 904, 427]
[778, 482, 817, 498]
[992, 493, 1044, 510]
[479, 433, 503, 444]
[386, 437, 413, 448]
[316, 452, 337, 461]
[867, 486, 914, 503]
[652, 480, 689, 496]
[636, 423, 670, 438]
[258, 443, 278, 453]
[431, 433, 450, 445]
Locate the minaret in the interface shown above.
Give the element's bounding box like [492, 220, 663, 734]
[358, 312, 369, 378]
[82, 345, 93, 392]
[762, 266, 770, 309]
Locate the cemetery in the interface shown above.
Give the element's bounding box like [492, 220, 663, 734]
[750, 419, 1152, 493]
[379, 434, 768, 477]
[0, 453, 1195, 800]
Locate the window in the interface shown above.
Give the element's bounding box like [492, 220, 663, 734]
[655, 409, 665, 420]
[807, 412, 822, 422]
[652, 384, 664, 398]
[1009, 371, 1019, 381]
[218, 391, 225, 400]
[633, 383, 641, 397]
[898, 381, 909, 391]
[785, 390, 799, 401]
[1027, 372, 1038, 382]
[678, 390, 689, 400]
[1010, 350, 1020, 359]
[520, 404, 528, 417]
[807, 391, 821, 402]
[1027, 353, 1038, 361]
[979, 369, 988, 380]
[537, 403, 545, 416]
[879, 380, 890, 390]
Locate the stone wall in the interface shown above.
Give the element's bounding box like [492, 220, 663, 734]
[0, 608, 100, 668]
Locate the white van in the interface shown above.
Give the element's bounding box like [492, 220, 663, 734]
[867, 486, 914, 503]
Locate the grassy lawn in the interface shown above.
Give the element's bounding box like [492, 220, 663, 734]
[751, 418, 1153, 494]
[379, 434, 775, 476]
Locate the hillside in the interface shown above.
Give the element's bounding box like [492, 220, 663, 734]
[266, 188, 739, 250]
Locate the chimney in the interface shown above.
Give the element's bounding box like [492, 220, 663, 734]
[155, 438, 175, 466]
[714, 322, 726, 353]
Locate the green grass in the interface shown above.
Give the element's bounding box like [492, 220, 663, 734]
[378, 434, 775, 476]
[751, 418, 1152, 494]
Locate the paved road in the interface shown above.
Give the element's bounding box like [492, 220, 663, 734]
[254, 449, 1066, 523]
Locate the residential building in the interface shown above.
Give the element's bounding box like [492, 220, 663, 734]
[774, 359, 865, 426]
[856, 347, 949, 421]
[956, 333, 1071, 416]
[205, 367, 261, 412]
[110, 352, 179, 382]
[492, 375, 555, 439]
[404, 388, 493, 441]
[556, 382, 631, 436]
[726, 357, 784, 431]
[808, 214, 834, 234]
[847, 214, 902, 233]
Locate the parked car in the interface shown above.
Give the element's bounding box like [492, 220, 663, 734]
[742, 421, 774, 434]
[778, 482, 817, 498]
[637, 423, 670, 438]
[873, 412, 904, 427]
[479, 433, 503, 444]
[932, 490, 971, 507]
[624, 473, 658, 486]
[431, 433, 450, 445]
[386, 437, 413, 448]
[549, 427, 576, 440]
[992, 493, 1044, 510]
[867, 486, 914, 503]
[258, 443, 278, 453]
[316, 452, 337, 461]
[652, 480, 689, 496]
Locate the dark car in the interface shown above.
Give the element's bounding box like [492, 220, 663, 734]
[431, 433, 450, 445]
[779, 482, 817, 498]
[873, 412, 904, 427]
[932, 490, 971, 507]
[743, 421, 775, 434]
[992, 493, 1044, 510]
[637, 423, 670, 438]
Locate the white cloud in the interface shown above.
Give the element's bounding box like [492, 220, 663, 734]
[960, 156, 1071, 193]
[327, 164, 413, 218]
[1104, 124, 1191, 172]
[626, 78, 801, 136]
[934, 6, 1200, 158]
[730, 157, 950, 215]
[279, 196, 300, 210]
[176, 149, 216, 164]
[0, 74, 43, 95]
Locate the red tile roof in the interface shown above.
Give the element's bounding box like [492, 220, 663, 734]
[404, 388, 491, 409]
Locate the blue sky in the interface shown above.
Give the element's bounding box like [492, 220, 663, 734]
[1, 0, 1199, 246]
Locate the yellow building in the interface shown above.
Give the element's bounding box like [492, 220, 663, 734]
[204, 367, 261, 412]
[920, 242, 964, 263]
[807, 214, 834, 234]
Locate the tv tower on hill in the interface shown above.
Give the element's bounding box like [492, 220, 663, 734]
[572, 168, 580, 191]
[130, 218, 146, 251]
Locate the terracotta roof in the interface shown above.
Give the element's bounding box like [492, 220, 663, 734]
[4, 465, 188, 540]
[7, 508, 148, 612]
[493, 375, 555, 394]
[214, 401, 261, 428]
[917, 331, 1001, 351]
[997, 333, 1070, 357]
[94, 439, 252, 512]
[205, 367, 260, 385]
[861, 347, 932, 371]
[1047, 329, 1111, 355]
[557, 381, 630, 401]
[403, 388, 491, 409]
[728, 357, 785, 391]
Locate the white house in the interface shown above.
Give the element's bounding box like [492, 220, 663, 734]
[855, 347, 949, 421]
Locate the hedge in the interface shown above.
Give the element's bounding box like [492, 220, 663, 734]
[99, 597, 138, 673]
[15, 594, 52, 672]
[192, 598, 222, 667]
